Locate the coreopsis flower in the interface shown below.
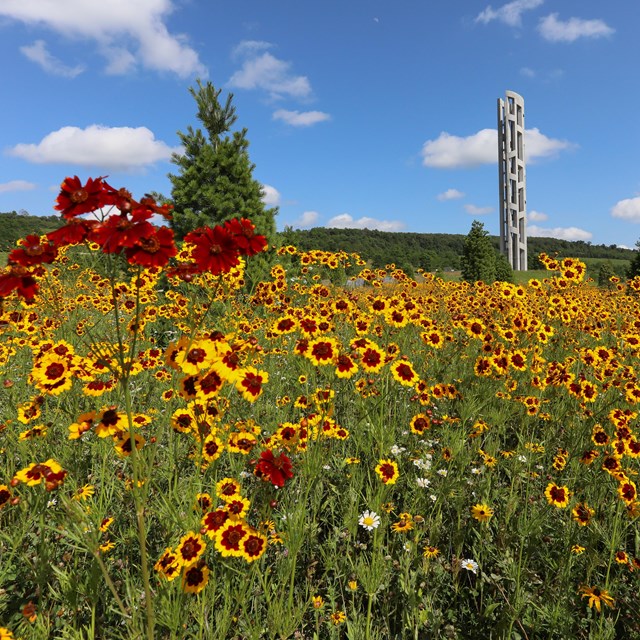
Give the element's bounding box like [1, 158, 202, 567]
[124, 226, 177, 268]
[358, 510, 381, 531]
[154, 548, 181, 581]
[175, 532, 207, 566]
[223, 218, 268, 256]
[47, 218, 97, 247]
[9, 235, 58, 267]
[471, 503, 494, 523]
[182, 562, 210, 594]
[0, 485, 12, 509]
[545, 482, 571, 508]
[201, 508, 230, 539]
[54, 175, 109, 219]
[571, 502, 595, 526]
[375, 459, 399, 485]
[390, 360, 419, 386]
[14, 459, 66, 488]
[306, 337, 339, 366]
[391, 514, 414, 533]
[410, 413, 431, 435]
[423, 545, 440, 559]
[0, 264, 39, 300]
[235, 367, 268, 402]
[184, 225, 240, 275]
[215, 521, 249, 557]
[579, 585, 615, 613]
[90, 209, 155, 254]
[359, 344, 386, 373]
[254, 450, 294, 488]
[239, 529, 268, 563]
[330, 610, 346, 625]
[311, 595, 325, 609]
[114, 433, 145, 457]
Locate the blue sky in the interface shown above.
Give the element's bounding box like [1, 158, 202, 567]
[0, 0, 638, 246]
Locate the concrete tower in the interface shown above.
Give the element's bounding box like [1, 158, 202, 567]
[498, 91, 527, 270]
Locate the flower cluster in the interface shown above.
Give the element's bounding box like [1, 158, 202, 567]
[0, 176, 267, 302]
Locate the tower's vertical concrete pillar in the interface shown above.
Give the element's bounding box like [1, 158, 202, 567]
[498, 91, 527, 270]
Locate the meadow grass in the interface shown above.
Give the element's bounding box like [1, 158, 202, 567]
[1, 243, 639, 640]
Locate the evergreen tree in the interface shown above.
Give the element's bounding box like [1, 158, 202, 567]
[168, 80, 277, 244]
[627, 241, 640, 280]
[494, 252, 515, 283]
[460, 221, 496, 283]
[597, 262, 615, 288]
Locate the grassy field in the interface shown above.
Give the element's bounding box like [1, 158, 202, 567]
[2, 239, 640, 639]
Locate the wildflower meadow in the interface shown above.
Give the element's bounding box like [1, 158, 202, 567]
[1, 177, 640, 639]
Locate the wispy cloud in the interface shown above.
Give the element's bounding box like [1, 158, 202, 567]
[421, 127, 575, 169]
[296, 211, 320, 228]
[261, 184, 281, 207]
[8, 125, 180, 171]
[20, 40, 84, 77]
[229, 42, 311, 100]
[464, 204, 493, 215]
[611, 197, 640, 222]
[0, 0, 205, 77]
[437, 188, 465, 201]
[528, 210, 548, 222]
[326, 213, 406, 232]
[273, 109, 331, 127]
[476, 0, 544, 27]
[538, 14, 615, 43]
[528, 225, 592, 241]
[0, 180, 37, 193]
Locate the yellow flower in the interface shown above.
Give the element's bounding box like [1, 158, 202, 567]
[579, 585, 615, 613]
[312, 595, 325, 609]
[471, 503, 494, 523]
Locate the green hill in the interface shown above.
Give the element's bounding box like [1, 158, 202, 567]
[277, 227, 636, 278]
[0, 211, 64, 251]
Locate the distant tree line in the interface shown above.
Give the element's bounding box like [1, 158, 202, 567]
[279, 226, 636, 274]
[0, 211, 63, 251]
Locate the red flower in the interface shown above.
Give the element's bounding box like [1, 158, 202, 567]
[0, 265, 39, 300]
[8, 235, 58, 267]
[224, 218, 268, 256]
[55, 176, 111, 220]
[47, 219, 98, 247]
[125, 226, 177, 267]
[184, 225, 240, 275]
[254, 450, 294, 488]
[89, 209, 155, 254]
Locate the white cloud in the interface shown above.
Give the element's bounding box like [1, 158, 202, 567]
[273, 109, 331, 127]
[232, 40, 272, 59]
[528, 210, 548, 221]
[538, 13, 615, 43]
[20, 40, 84, 77]
[0, 180, 37, 193]
[8, 125, 180, 171]
[296, 211, 320, 228]
[526, 127, 576, 160]
[0, 0, 205, 77]
[476, 0, 544, 27]
[422, 129, 497, 168]
[228, 49, 311, 99]
[611, 197, 640, 222]
[437, 188, 465, 201]
[520, 66, 536, 78]
[261, 184, 281, 207]
[326, 213, 406, 232]
[421, 127, 575, 169]
[528, 225, 593, 241]
[464, 204, 493, 215]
